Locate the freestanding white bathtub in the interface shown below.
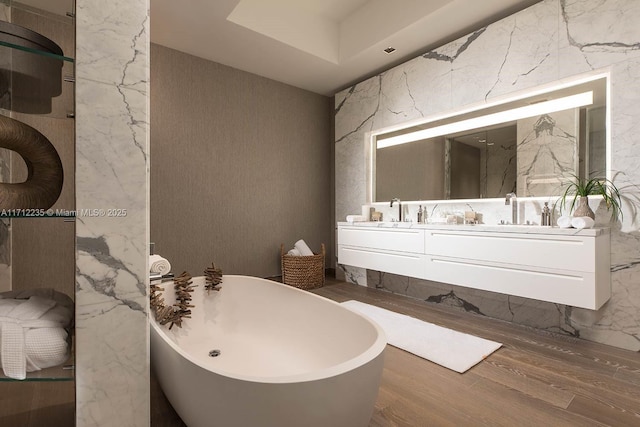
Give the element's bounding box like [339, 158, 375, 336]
[150, 275, 386, 427]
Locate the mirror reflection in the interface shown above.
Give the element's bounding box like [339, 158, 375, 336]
[373, 76, 607, 202]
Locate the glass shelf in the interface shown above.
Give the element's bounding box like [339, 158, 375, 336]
[0, 40, 75, 118]
[0, 363, 74, 382]
[0, 39, 73, 63]
[0, 0, 74, 118]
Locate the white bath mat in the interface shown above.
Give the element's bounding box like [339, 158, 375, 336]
[341, 300, 502, 373]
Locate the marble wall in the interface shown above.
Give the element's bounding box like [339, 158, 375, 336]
[75, 0, 149, 425]
[335, 0, 640, 351]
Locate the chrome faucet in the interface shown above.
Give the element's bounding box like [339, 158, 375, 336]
[390, 198, 403, 222]
[505, 192, 518, 224]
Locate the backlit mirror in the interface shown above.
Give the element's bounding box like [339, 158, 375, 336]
[372, 74, 607, 202]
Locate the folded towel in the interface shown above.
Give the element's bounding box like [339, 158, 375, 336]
[150, 254, 171, 275]
[346, 215, 366, 223]
[294, 239, 314, 256]
[0, 291, 73, 380]
[287, 248, 301, 256]
[571, 216, 595, 229]
[557, 215, 573, 228]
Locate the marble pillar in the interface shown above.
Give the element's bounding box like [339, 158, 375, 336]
[75, 0, 149, 425]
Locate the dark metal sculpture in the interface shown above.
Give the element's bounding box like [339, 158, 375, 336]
[0, 115, 63, 209]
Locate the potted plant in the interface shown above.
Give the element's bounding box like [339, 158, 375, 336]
[557, 174, 623, 221]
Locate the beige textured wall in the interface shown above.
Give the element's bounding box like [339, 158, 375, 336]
[151, 44, 333, 278]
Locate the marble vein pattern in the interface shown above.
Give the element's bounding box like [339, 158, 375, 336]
[559, 0, 640, 74]
[335, 0, 640, 351]
[75, 0, 150, 426]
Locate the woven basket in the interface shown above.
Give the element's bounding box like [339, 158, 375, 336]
[281, 243, 325, 290]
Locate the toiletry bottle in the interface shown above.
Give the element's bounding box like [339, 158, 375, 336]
[417, 205, 423, 223]
[542, 202, 551, 226]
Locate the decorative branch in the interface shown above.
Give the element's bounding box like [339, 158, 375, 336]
[150, 271, 194, 329]
[204, 263, 223, 294]
[150, 282, 168, 320]
[150, 263, 224, 329]
[163, 271, 195, 329]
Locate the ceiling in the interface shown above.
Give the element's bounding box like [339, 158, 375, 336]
[17, 1, 541, 96]
[151, 0, 541, 96]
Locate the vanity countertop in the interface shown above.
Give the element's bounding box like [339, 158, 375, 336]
[338, 221, 608, 237]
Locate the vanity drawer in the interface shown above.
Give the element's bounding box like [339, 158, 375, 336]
[338, 245, 426, 278]
[338, 226, 424, 253]
[424, 255, 608, 309]
[424, 230, 601, 273]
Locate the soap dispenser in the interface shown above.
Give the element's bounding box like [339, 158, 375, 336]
[541, 202, 551, 226]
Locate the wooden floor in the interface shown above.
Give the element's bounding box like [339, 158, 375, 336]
[152, 278, 640, 426]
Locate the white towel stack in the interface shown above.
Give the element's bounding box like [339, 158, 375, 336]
[286, 239, 314, 256]
[150, 254, 171, 275]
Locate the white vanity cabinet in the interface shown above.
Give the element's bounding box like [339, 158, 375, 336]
[422, 229, 610, 309]
[337, 223, 611, 310]
[338, 225, 427, 278]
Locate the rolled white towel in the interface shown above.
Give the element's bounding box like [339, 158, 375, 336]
[294, 239, 314, 256]
[150, 254, 171, 275]
[571, 216, 595, 229]
[346, 215, 366, 223]
[287, 248, 301, 256]
[557, 215, 573, 228]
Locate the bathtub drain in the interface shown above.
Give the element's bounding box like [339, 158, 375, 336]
[209, 349, 221, 357]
